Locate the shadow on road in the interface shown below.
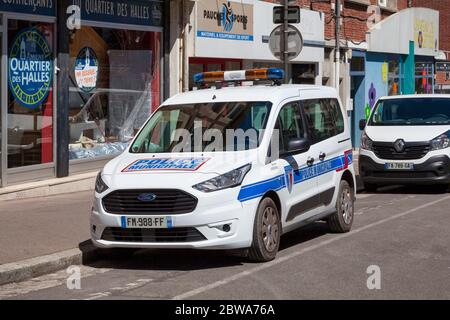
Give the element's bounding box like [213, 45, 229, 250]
[78, 222, 330, 271]
[361, 184, 449, 195]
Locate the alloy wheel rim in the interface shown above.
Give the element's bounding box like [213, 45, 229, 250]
[341, 187, 353, 225]
[262, 207, 279, 252]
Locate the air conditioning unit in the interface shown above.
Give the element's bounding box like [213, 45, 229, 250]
[378, 0, 388, 8]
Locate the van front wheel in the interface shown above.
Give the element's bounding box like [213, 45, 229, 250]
[248, 198, 281, 262]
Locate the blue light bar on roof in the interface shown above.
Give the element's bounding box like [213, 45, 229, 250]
[193, 68, 285, 84]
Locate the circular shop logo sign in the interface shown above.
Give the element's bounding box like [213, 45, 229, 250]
[74, 47, 99, 93]
[8, 28, 53, 109]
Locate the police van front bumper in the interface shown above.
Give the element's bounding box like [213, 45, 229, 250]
[359, 154, 450, 185]
[90, 190, 258, 250]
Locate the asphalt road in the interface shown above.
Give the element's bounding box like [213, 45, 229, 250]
[1, 185, 450, 300]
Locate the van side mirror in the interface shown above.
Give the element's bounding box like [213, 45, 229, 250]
[359, 119, 367, 131]
[287, 138, 310, 154]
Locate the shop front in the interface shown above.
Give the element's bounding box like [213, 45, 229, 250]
[0, 2, 57, 187]
[0, 1, 164, 187]
[350, 7, 439, 147]
[67, 0, 164, 175]
[185, 0, 324, 90]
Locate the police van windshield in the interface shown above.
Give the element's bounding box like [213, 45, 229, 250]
[130, 101, 272, 153]
[369, 98, 450, 126]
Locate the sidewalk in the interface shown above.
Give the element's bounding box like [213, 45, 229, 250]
[0, 171, 97, 202]
[0, 190, 103, 285]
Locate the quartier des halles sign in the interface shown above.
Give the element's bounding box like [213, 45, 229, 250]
[197, 0, 254, 41]
[71, 0, 163, 27]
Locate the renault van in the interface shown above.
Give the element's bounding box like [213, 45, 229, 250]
[359, 95, 450, 191]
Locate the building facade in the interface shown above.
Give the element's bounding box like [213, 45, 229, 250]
[168, 0, 326, 96]
[0, 0, 165, 187]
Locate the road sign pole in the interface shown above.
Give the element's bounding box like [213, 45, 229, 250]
[283, 0, 289, 84]
[335, 0, 341, 92]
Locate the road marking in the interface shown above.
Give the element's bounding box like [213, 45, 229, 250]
[0, 266, 111, 300]
[83, 279, 153, 300]
[172, 195, 450, 300]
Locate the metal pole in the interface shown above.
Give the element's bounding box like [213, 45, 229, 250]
[56, 0, 70, 178]
[335, 0, 341, 92]
[283, 0, 289, 84]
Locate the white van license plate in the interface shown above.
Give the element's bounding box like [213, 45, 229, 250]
[121, 216, 173, 229]
[385, 163, 414, 170]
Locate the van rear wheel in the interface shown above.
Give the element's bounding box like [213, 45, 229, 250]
[248, 198, 281, 262]
[327, 180, 354, 233]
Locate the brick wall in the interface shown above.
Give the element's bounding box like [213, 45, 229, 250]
[262, 0, 408, 44]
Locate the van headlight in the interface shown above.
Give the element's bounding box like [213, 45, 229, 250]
[430, 131, 450, 151]
[360, 131, 373, 151]
[192, 164, 252, 193]
[95, 171, 109, 193]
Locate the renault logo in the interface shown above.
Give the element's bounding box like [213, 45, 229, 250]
[137, 193, 157, 202]
[394, 139, 406, 153]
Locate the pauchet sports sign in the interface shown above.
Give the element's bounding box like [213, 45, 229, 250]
[8, 28, 54, 109]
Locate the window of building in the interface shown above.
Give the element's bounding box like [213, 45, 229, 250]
[292, 64, 316, 84]
[7, 20, 55, 169]
[68, 27, 161, 161]
[415, 62, 434, 94]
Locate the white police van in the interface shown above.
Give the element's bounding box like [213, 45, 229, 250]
[91, 69, 356, 262]
[359, 95, 450, 191]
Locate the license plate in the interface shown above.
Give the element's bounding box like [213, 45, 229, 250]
[121, 216, 173, 229]
[385, 163, 414, 170]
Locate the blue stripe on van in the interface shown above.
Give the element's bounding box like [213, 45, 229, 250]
[237, 152, 353, 203]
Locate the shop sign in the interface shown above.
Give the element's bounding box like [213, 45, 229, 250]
[71, 0, 163, 28]
[381, 63, 388, 83]
[75, 47, 99, 93]
[0, 0, 55, 16]
[436, 62, 450, 73]
[8, 28, 53, 109]
[196, 0, 254, 41]
[414, 16, 438, 51]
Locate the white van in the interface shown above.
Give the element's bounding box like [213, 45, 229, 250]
[359, 95, 450, 191]
[90, 69, 356, 262]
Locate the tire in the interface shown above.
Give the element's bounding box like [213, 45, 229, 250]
[363, 182, 378, 193]
[248, 198, 281, 262]
[327, 180, 355, 233]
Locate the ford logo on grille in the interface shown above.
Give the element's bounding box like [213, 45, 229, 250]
[137, 193, 157, 202]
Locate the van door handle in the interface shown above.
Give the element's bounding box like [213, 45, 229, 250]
[307, 157, 315, 167]
[319, 152, 326, 161]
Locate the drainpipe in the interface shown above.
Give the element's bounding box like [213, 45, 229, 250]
[182, 0, 190, 92]
[335, 0, 341, 93]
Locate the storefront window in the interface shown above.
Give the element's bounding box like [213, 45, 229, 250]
[68, 27, 161, 160]
[415, 62, 434, 94]
[292, 64, 316, 84]
[7, 20, 54, 169]
[388, 59, 402, 96]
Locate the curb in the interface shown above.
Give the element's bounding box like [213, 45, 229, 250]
[0, 242, 100, 286]
[0, 172, 97, 202]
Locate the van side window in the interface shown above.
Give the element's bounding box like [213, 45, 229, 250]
[302, 99, 344, 144]
[276, 102, 305, 154]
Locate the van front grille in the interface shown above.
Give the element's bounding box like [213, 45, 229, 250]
[372, 142, 430, 160]
[102, 189, 198, 215]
